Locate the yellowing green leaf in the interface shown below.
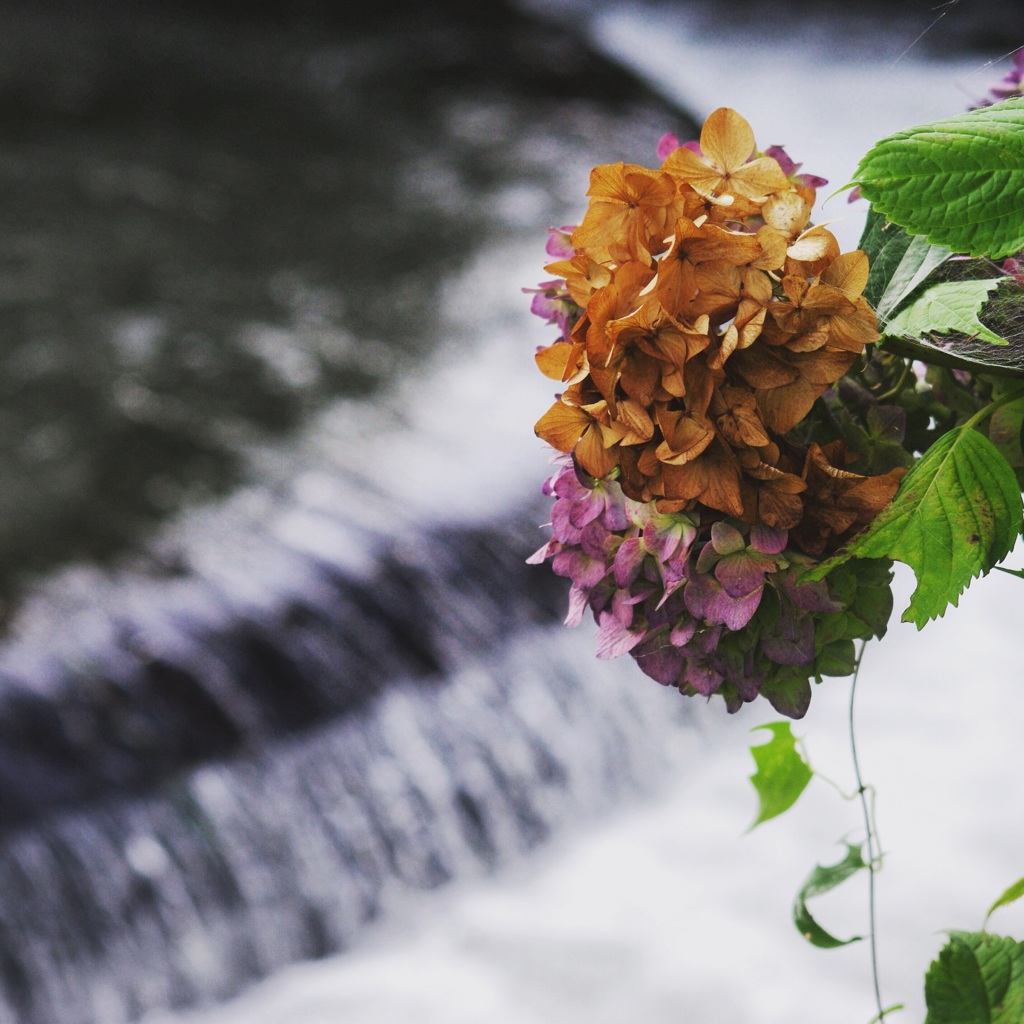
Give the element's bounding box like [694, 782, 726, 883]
[886, 279, 1007, 347]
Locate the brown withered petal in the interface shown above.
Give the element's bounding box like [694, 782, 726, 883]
[780, 274, 809, 308]
[748, 316, 792, 349]
[785, 226, 841, 278]
[661, 437, 744, 516]
[734, 306, 767, 349]
[588, 362, 620, 406]
[805, 442, 905, 516]
[637, 442, 662, 477]
[686, 219, 764, 264]
[572, 163, 686, 263]
[685, 190, 762, 224]
[617, 351, 663, 408]
[784, 322, 832, 354]
[794, 442, 906, 555]
[730, 345, 801, 391]
[801, 283, 858, 318]
[739, 265, 774, 304]
[584, 261, 656, 368]
[820, 249, 870, 299]
[535, 341, 587, 383]
[681, 356, 723, 421]
[575, 421, 620, 478]
[708, 324, 739, 371]
[636, 319, 711, 371]
[825, 296, 881, 352]
[690, 260, 743, 319]
[544, 255, 613, 307]
[655, 407, 716, 465]
[653, 218, 761, 316]
[535, 398, 591, 451]
[664, 108, 791, 201]
[606, 301, 709, 376]
[614, 397, 655, 444]
[659, 364, 686, 398]
[751, 347, 858, 433]
[713, 385, 772, 448]
[762, 191, 812, 237]
[741, 461, 807, 530]
[653, 498, 692, 514]
[750, 227, 789, 271]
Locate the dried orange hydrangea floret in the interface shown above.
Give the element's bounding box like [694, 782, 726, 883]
[534, 107, 903, 559]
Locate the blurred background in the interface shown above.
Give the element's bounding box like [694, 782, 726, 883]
[0, 1, 1022, 1022]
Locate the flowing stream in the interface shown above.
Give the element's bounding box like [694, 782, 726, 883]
[1, 2, 1022, 1023]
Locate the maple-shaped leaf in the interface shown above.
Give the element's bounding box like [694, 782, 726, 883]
[806, 426, 1023, 628]
[886, 278, 1007, 347]
[747, 721, 812, 829]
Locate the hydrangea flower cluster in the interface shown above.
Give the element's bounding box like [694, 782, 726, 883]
[528, 109, 906, 717]
[528, 456, 894, 717]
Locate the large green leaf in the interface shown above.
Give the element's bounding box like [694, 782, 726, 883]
[855, 97, 1024, 259]
[806, 426, 1023, 628]
[792, 842, 866, 949]
[886, 279, 1007, 347]
[925, 932, 1024, 1024]
[747, 721, 813, 829]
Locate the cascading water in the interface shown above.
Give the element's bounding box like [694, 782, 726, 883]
[0, 1, 700, 1021]
[0, 520, 688, 1024]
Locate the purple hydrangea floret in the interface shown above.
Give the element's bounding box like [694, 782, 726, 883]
[529, 456, 893, 718]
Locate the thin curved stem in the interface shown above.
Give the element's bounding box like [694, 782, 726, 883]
[849, 640, 887, 1021]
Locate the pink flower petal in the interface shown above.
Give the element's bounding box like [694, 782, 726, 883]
[595, 611, 645, 659]
[613, 536, 646, 588]
[749, 523, 788, 554]
[715, 554, 766, 599]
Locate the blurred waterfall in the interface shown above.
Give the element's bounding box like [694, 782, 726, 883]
[0, 1, 700, 1020]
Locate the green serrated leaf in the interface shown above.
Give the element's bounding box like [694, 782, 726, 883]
[985, 877, 1024, 928]
[886, 279, 1007, 347]
[805, 426, 1023, 627]
[746, 721, 813, 830]
[855, 97, 1024, 259]
[925, 931, 1024, 1024]
[792, 842, 866, 949]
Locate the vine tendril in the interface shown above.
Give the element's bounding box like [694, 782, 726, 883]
[849, 640, 888, 1021]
